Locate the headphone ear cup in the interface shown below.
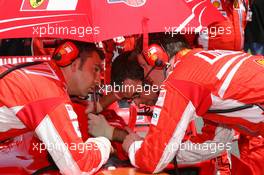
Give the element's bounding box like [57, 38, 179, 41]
[143, 44, 169, 69]
[52, 41, 79, 67]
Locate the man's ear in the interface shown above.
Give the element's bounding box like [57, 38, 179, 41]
[71, 58, 80, 72]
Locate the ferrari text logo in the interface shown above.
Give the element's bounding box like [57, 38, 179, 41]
[30, 0, 45, 8]
[107, 0, 146, 7]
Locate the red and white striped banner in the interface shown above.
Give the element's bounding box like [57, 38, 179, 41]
[0, 56, 51, 65]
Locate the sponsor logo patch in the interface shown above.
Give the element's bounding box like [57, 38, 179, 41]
[255, 59, 264, 67]
[107, 0, 146, 7]
[65, 104, 82, 137]
[233, 0, 240, 9]
[211, 0, 226, 16]
[211, 0, 222, 9]
[151, 108, 161, 126]
[21, 0, 48, 10]
[156, 89, 166, 107]
[65, 104, 77, 120]
[21, 0, 78, 11]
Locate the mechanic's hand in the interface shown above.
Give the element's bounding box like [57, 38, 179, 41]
[122, 132, 142, 153]
[86, 101, 103, 114]
[88, 113, 115, 140]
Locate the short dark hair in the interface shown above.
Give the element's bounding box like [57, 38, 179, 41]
[161, 34, 190, 59]
[135, 33, 190, 60]
[111, 51, 144, 86]
[71, 40, 105, 69]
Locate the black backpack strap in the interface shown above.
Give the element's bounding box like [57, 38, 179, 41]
[0, 61, 44, 79]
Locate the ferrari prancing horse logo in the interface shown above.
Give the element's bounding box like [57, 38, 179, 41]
[107, 0, 146, 7]
[30, 0, 45, 8]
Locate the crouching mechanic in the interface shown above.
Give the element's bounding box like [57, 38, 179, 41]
[0, 41, 111, 174]
[122, 37, 264, 173]
[88, 48, 234, 173]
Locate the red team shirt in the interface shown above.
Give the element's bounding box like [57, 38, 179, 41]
[128, 49, 264, 173]
[199, 0, 248, 50]
[0, 62, 111, 174]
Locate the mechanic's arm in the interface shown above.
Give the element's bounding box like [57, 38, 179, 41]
[19, 99, 111, 174]
[112, 128, 129, 142]
[86, 92, 123, 114]
[88, 113, 129, 142]
[124, 84, 197, 173]
[176, 124, 234, 164]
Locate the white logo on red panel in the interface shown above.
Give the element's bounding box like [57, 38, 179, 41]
[20, 0, 78, 11]
[107, 0, 146, 7]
